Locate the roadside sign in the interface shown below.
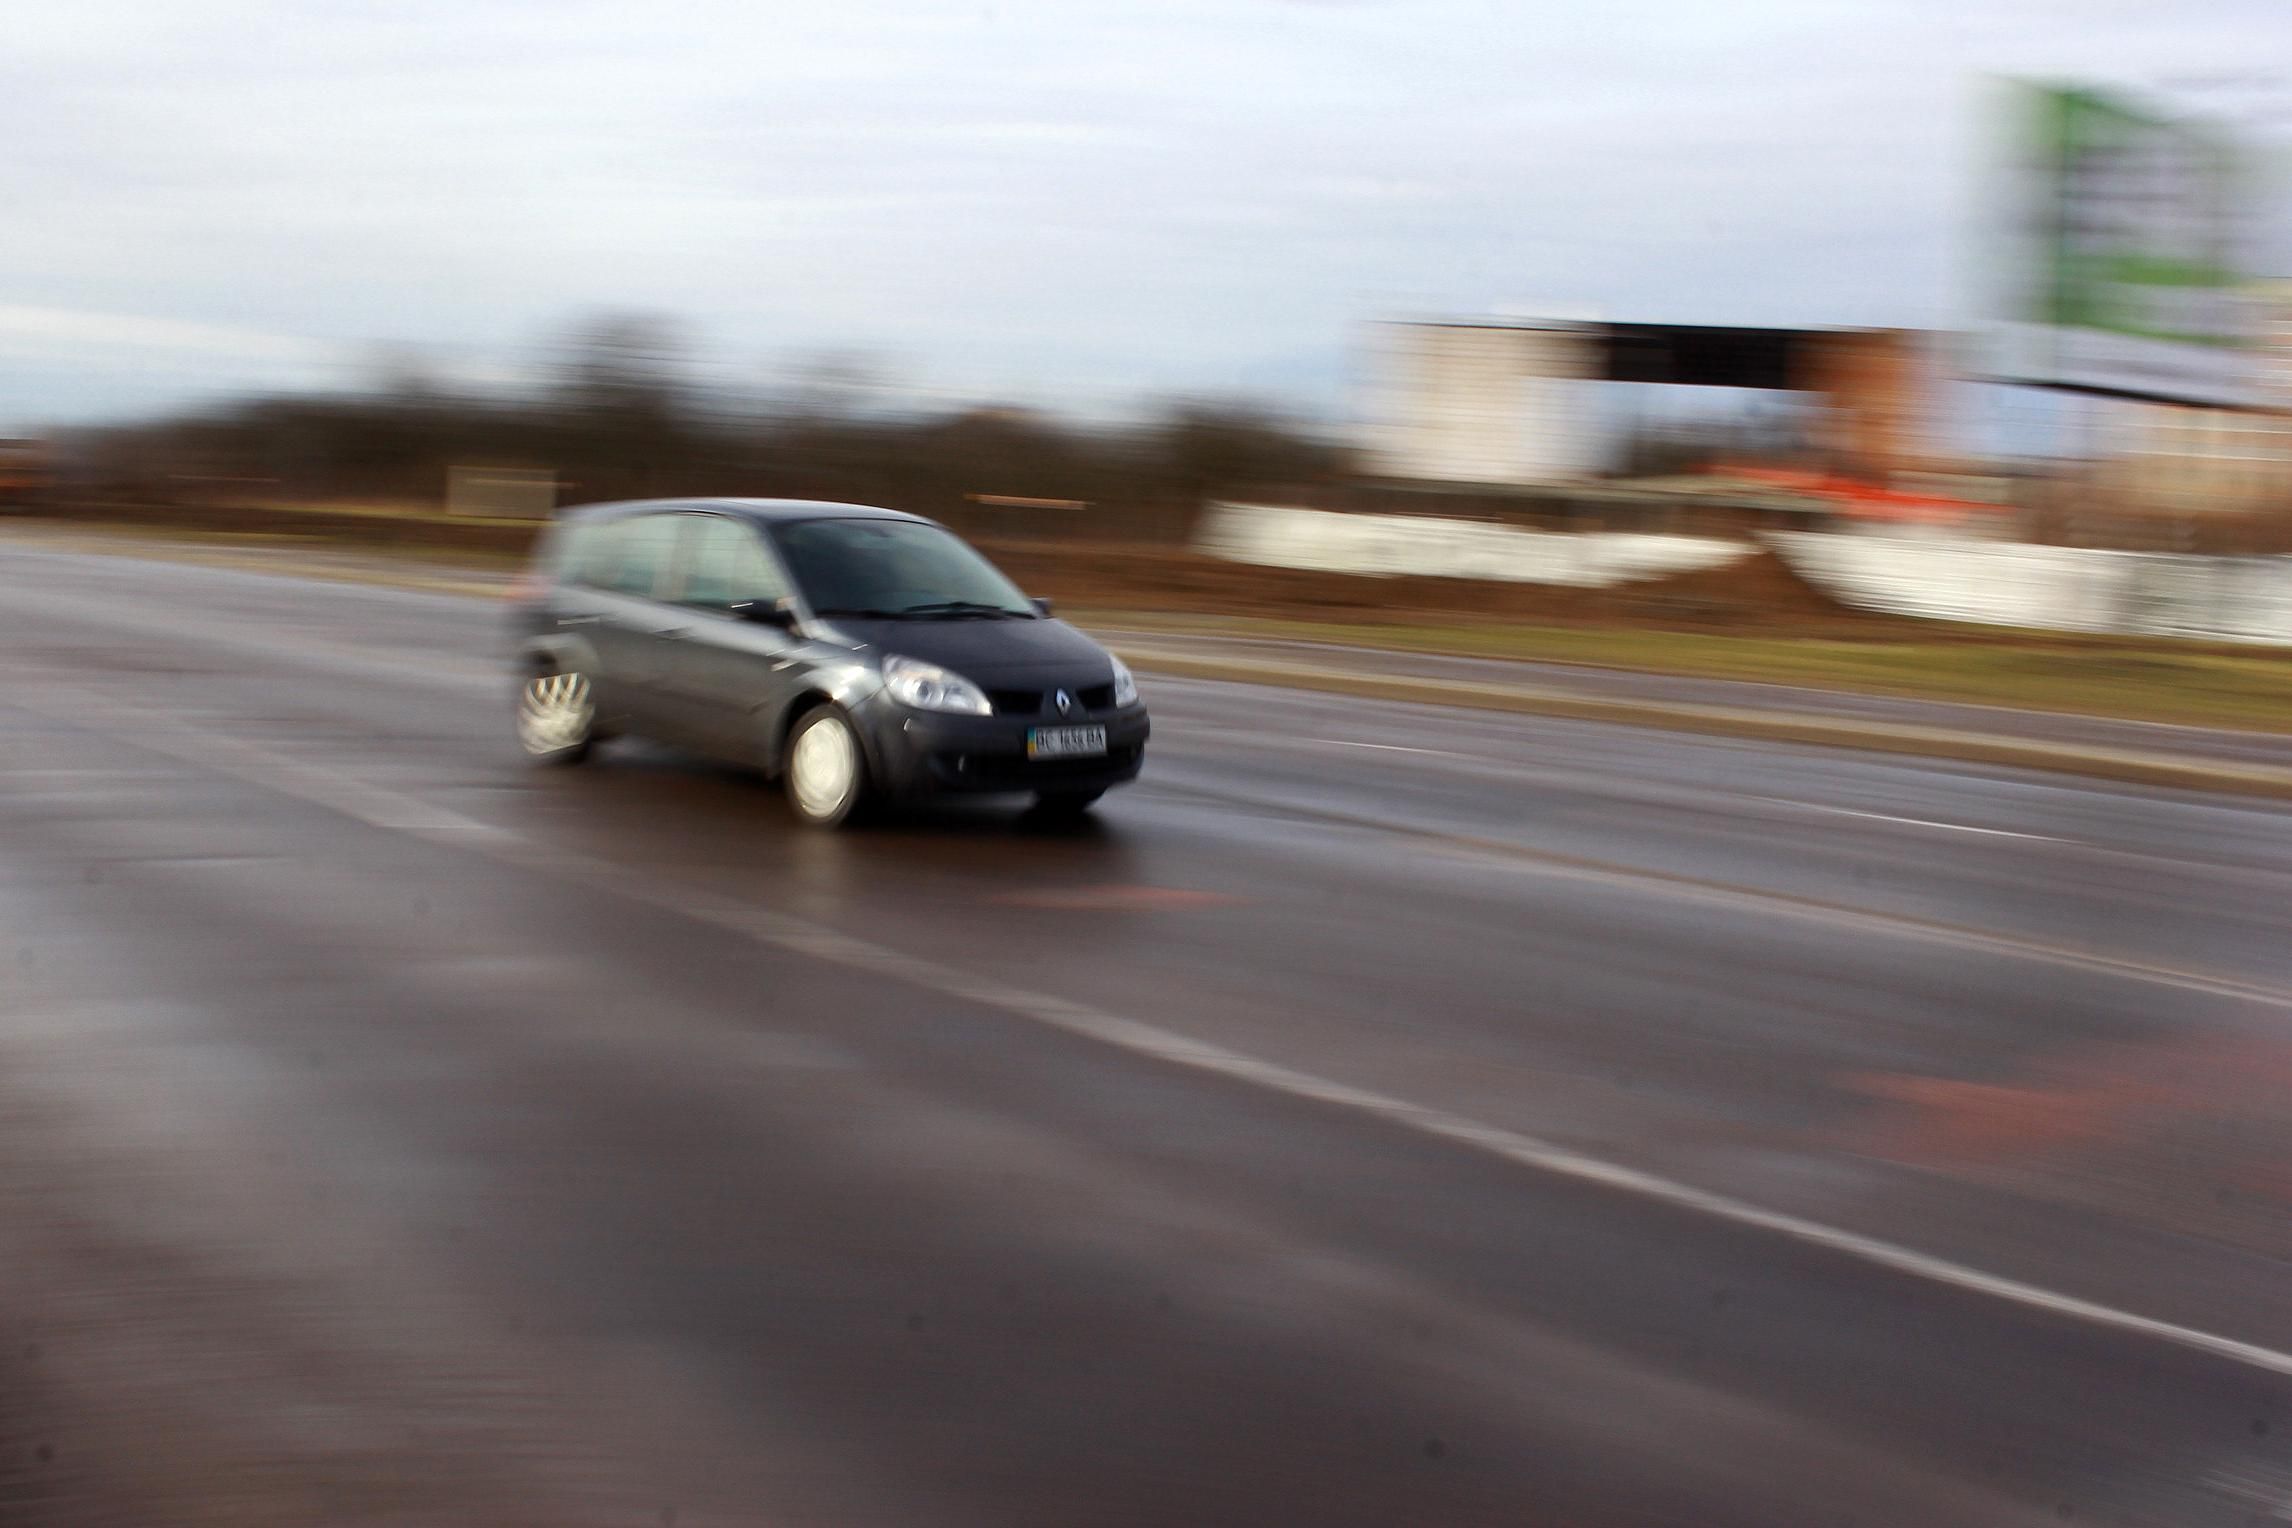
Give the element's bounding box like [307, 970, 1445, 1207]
[1989, 81, 2260, 408]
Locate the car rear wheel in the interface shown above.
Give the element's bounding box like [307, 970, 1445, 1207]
[517, 669, 595, 764]
[786, 706, 868, 828]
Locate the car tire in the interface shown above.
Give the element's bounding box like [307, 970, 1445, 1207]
[785, 706, 869, 828]
[1029, 789, 1104, 820]
[517, 668, 596, 765]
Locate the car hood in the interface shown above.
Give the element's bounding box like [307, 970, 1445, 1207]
[817, 615, 1114, 681]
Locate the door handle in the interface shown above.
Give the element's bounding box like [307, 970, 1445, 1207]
[653, 627, 691, 640]
[558, 614, 601, 626]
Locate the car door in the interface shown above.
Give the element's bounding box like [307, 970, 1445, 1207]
[657, 513, 808, 763]
[581, 511, 692, 740]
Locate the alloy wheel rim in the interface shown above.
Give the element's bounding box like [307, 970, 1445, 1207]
[518, 671, 593, 755]
[791, 717, 857, 818]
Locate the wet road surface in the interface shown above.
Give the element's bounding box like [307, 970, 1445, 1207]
[1100, 624, 2292, 771]
[6, 547, 2292, 1525]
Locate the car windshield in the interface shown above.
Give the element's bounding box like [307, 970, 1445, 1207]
[773, 518, 1034, 618]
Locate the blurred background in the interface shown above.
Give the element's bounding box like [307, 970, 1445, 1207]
[14, 6, 2292, 1525]
[4, 3, 2289, 644]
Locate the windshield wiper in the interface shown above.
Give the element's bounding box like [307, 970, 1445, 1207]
[811, 607, 909, 620]
[898, 600, 1027, 619]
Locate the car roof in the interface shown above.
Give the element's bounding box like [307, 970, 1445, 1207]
[554, 497, 930, 528]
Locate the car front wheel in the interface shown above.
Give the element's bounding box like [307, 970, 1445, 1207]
[785, 706, 869, 828]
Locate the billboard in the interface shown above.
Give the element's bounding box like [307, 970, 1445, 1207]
[1991, 82, 2259, 408]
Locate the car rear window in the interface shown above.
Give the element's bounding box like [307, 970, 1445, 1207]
[553, 518, 623, 588]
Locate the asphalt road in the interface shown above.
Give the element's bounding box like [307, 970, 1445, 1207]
[7, 545, 2292, 1525]
[1098, 625, 2292, 770]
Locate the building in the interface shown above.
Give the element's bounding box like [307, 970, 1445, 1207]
[1362, 318, 1935, 488]
[2099, 280, 2292, 518]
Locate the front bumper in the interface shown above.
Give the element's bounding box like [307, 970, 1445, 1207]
[857, 699, 1150, 799]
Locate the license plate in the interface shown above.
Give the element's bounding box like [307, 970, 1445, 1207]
[1027, 725, 1107, 760]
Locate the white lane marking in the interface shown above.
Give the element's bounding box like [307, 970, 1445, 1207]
[1756, 798, 2065, 842]
[1309, 738, 1468, 759]
[1144, 770, 2292, 1009]
[1238, 733, 2079, 843]
[24, 683, 2292, 1385]
[2205, 1465, 2292, 1519]
[1167, 746, 2292, 904]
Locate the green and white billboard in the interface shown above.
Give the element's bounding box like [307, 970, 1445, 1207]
[1994, 82, 2257, 407]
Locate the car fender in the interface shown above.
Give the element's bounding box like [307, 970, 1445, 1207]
[765, 669, 889, 777]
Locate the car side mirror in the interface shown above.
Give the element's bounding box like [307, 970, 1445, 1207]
[1030, 596, 1055, 617]
[735, 596, 802, 631]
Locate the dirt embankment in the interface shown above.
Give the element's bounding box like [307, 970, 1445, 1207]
[981, 538, 1941, 639]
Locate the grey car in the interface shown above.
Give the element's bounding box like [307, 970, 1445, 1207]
[508, 498, 1149, 827]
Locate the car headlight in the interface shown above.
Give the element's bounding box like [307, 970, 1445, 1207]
[882, 654, 992, 715]
[1110, 655, 1139, 707]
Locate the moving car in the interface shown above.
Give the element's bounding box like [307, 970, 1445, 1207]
[507, 498, 1148, 827]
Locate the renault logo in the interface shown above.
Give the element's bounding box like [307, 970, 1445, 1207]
[1054, 688, 1078, 718]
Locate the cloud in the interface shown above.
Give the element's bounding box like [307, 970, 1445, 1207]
[0, 0, 2283, 428]
[0, 305, 339, 364]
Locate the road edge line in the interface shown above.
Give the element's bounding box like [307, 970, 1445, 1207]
[1117, 645, 2292, 801]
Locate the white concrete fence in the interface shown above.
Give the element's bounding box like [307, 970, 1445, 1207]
[1194, 501, 2292, 645]
[1196, 502, 1751, 588]
[1766, 532, 2292, 646]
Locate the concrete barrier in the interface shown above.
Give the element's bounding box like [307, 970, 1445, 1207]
[1768, 532, 2292, 646]
[1197, 502, 1752, 587]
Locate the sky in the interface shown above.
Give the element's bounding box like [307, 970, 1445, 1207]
[2, 0, 2287, 432]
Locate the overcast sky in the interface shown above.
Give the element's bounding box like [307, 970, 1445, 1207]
[2, 0, 2285, 431]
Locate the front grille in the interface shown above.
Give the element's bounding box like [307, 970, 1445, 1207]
[987, 683, 1117, 717]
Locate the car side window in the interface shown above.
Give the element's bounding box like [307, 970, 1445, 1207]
[609, 515, 681, 600]
[557, 519, 619, 588]
[676, 516, 788, 610]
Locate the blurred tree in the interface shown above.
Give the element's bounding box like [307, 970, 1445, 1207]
[64, 311, 1345, 537]
[547, 311, 697, 498]
[776, 350, 895, 422]
[552, 312, 692, 419]
[361, 344, 453, 409]
[1148, 400, 1343, 501]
